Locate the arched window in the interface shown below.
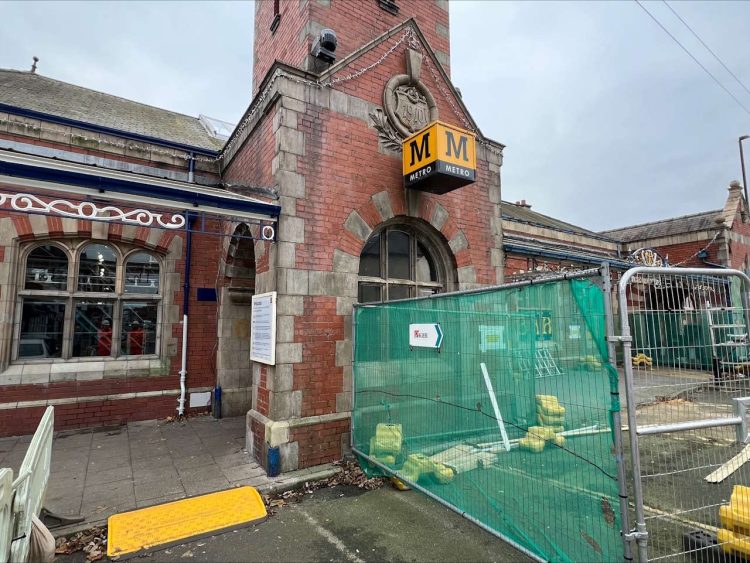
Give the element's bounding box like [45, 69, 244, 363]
[16, 243, 161, 360]
[358, 223, 452, 302]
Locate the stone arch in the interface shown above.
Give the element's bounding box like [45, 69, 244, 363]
[216, 223, 257, 417]
[337, 190, 475, 288]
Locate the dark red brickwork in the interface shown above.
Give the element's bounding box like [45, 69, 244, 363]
[290, 418, 350, 468]
[253, 0, 450, 95]
[0, 395, 191, 437]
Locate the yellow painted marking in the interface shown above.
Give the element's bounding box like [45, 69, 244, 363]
[107, 486, 266, 558]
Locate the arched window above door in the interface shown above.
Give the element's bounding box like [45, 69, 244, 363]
[358, 221, 454, 303]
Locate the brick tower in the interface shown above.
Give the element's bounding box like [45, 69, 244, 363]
[223, 0, 504, 473]
[252, 0, 451, 94]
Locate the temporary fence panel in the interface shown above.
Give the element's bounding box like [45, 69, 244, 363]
[0, 468, 12, 563]
[618, 268, 750, 562]
[353, 270, 626, 562]
[10, 406, 53, 563]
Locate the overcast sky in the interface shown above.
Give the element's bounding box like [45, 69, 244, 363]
[2, 1, 750, 232]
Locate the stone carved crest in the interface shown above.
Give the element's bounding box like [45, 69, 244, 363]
[370, 49, 439, 150]
[394, 85, 430, 132]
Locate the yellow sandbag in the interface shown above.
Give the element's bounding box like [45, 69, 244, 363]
[538, 403, 566, 416]
[519, 437, 546, 453]
[373, 423, 403, 455]
[553, 435, 566, 447]
[537, 412, 566, 426]
[536, 394, 559, 405]
[527, 426, 556, 441]
[390, 477, 410, 491]
[372, 454, 396, 466]
[718, 528, 750, 557]
[432, 463, 455, 484]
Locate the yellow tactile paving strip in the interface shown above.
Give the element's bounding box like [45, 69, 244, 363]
[107, 486, 267, 559]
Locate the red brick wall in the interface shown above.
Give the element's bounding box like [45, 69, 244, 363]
[0, 395, 186, 437]
[253, 0, 451, 94]
[0, 203, 223, 436]
[290, 418, 350, 468]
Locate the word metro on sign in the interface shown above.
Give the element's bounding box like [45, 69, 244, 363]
[409, 323, 443, 349]
[402, 121, 476, 194]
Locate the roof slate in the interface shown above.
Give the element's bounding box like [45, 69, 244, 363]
[601, 209, 723, 242]
[0, 69, 224, 151]
[501, 201, 611, 239]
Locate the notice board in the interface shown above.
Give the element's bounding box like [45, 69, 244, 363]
[250, 291, 276, 365]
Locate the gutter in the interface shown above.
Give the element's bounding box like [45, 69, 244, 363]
[0, 102, 220, 157]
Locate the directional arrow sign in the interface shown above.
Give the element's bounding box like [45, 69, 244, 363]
[409, 323, 443, 349]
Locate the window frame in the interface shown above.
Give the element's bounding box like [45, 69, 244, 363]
[13, 241, 163, 363]
[357, 223, 452, 303]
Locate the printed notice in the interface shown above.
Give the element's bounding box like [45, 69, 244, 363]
[251, 291, 276, 365]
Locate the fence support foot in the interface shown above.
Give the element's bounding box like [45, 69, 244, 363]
[40, 507, 85, 529]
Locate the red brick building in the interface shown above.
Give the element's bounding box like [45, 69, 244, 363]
[226, 0, 503, 471]
[0, 70, 280, 437]
[0, 1, 505, 475]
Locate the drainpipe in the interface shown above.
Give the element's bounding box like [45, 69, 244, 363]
[178, 211, 193, 416]
[188, 152, 195, 184]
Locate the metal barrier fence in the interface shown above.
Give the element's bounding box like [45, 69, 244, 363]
[353, 268, 630, 562]
[1, 406, 54, 563]
[619, 268, 750, 562]
[0, 469, 12, 563]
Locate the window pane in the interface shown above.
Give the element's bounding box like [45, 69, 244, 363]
[78, 244, 117, 293]
[25, 245, 68, 290]
[18, 300, 65, 358]
[121, 302, 157, 355]
[388, 284, 412, 301]
[125, 253, 160, 294]
[387, 230, 411, 280]
[416, 241, 438, 283]
[359, 234, 381, 277]
[73, 301, 114, 357]
[358, 283, 382, 304]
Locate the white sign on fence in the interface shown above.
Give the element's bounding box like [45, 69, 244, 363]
[409, 323, 443, 349]
[251, 291, 277, 365]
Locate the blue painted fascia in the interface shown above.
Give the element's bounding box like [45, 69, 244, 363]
[0, 159, 280, 218]
[504, 242, 631, 270]
[0, 102, 220, 157]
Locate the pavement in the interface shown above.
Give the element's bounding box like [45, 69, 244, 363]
[0, 415, 338, 534]
[55, 484, 533, 563]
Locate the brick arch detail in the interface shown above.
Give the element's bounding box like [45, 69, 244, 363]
[8, 214, 178, 254]
[337, 190, 471, 272]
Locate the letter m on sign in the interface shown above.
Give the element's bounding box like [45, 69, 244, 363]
[445, 130, 468, 161]
[409, 132, 431, 166]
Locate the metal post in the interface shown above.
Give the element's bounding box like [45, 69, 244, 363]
[740, 136, 749, 209]
[618, 269, 650, 562]
[602, 264, 635, 561]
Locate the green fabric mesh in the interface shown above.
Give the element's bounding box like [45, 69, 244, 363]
[353, 277, 622, 562]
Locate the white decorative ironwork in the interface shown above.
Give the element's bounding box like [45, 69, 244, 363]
[0, 193, 186, 229]
[628, 247, 665, 267]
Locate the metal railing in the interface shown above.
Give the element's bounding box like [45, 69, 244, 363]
[618, 267, 750, 561]
[1, 406, 54, 563]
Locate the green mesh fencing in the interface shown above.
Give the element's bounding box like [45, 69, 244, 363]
[353, 273, 623, 562]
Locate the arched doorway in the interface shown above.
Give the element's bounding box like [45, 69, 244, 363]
[216, 224, 256, 416]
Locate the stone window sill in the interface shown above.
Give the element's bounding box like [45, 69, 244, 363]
[1, 356, 166, 385]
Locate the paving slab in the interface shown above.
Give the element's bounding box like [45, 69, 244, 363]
[2, 415, 342, 536]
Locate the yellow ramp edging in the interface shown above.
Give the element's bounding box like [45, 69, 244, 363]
[107, 486, 267, 559]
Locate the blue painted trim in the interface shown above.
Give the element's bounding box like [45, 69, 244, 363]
[504, 242, 631, 269]
[0, 102, 219, 157]
[0, 159, 280, 218]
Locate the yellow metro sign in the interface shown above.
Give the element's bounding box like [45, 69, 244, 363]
[403, 121, 476, 194]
